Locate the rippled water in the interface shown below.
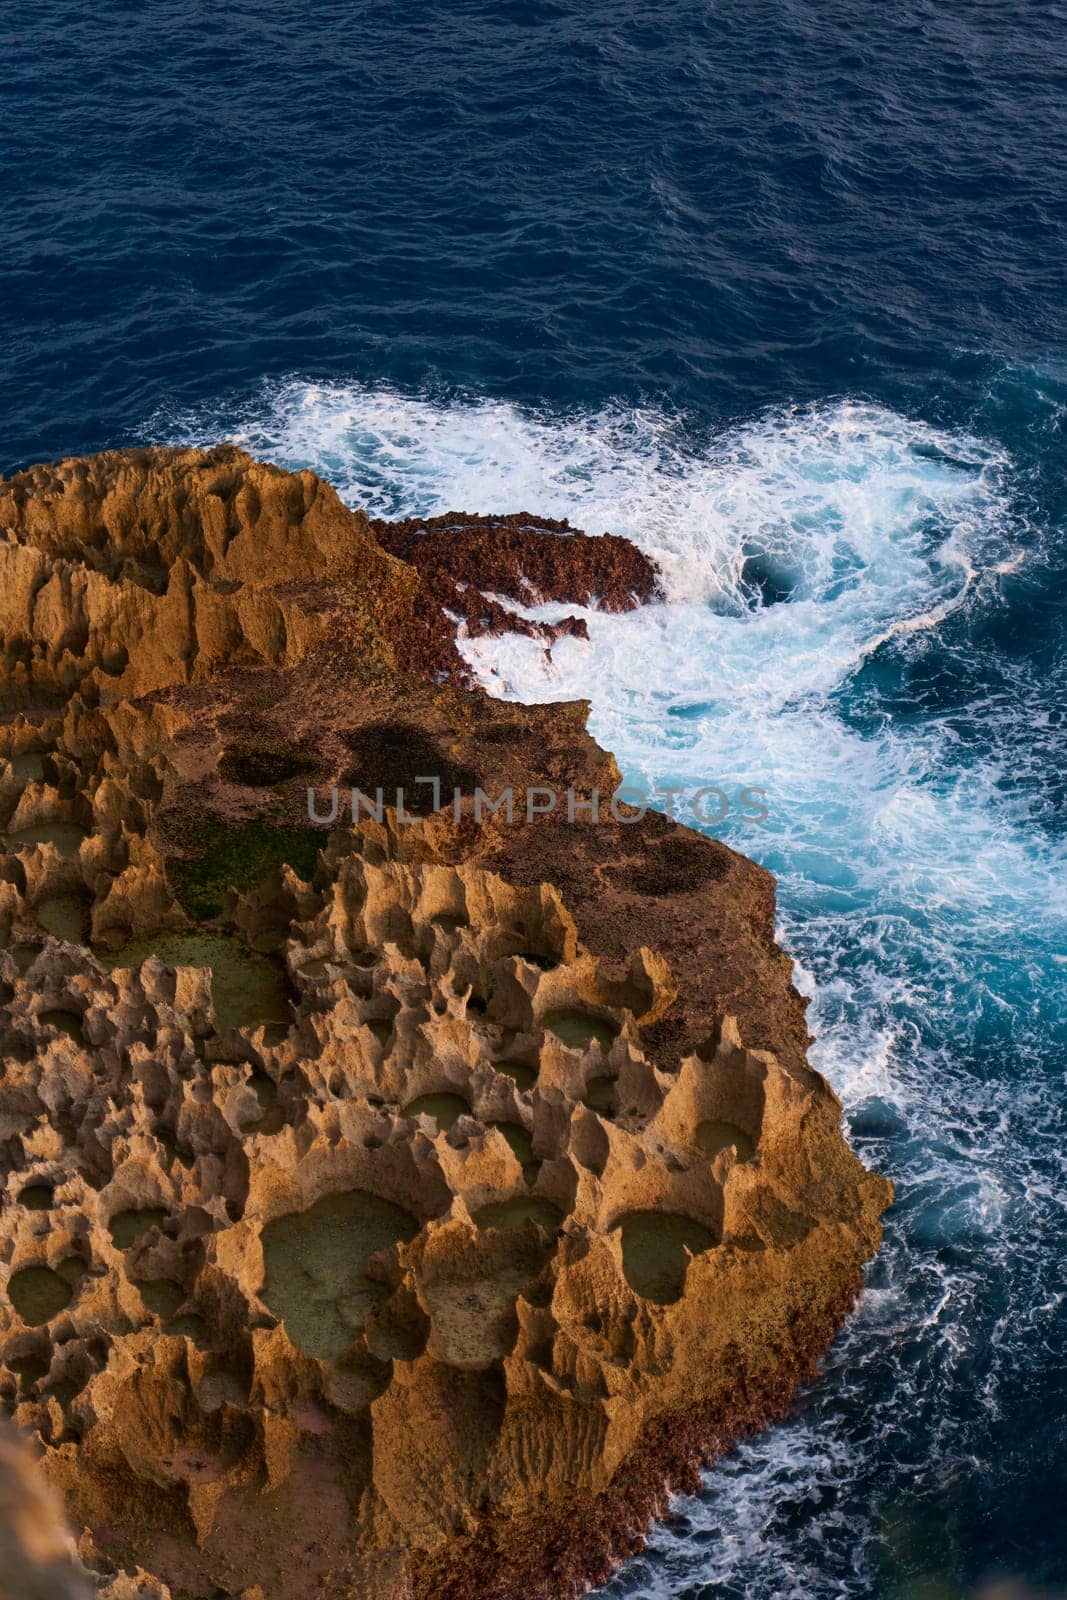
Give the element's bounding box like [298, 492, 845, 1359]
[167, 381, 1067, 1599]
[4, 1, 1066, 1593]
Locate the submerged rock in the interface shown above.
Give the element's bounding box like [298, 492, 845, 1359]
[0, 448, 891, 1600]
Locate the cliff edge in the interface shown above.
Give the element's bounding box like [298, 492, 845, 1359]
[0, 447, 891, 1600]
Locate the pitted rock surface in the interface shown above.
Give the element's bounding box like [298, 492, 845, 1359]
[0, 448, 891, 1600]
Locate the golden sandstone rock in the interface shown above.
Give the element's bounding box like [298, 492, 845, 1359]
[0, 448, 891, 1599]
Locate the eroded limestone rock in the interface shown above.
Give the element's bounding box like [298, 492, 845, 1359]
[0, 831, 888, 1598]
[0, 448, 891, 1600]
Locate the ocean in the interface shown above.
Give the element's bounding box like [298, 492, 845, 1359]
[3, 2, 1066, 1595]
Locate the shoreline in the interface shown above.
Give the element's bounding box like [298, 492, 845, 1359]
[0, 446, 891, 1600]
[412, 1275, 863, 1600]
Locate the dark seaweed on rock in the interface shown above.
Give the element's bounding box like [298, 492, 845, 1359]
[373, 508, 661, 677]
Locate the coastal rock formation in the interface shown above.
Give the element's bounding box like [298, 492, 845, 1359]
[371, 509, 659, 657]
[0, 448, 657, 699]
[0, 448, 891, 1599]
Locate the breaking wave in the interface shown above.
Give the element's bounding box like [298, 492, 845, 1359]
[163, 381, 1067, 1597]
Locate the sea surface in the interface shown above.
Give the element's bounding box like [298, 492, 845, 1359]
[3, 3, 1066, 1595]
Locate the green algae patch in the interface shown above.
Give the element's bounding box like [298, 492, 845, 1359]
[472, 1197, 563, 1235]
[617, 1211, 718, 1304]
[695, 1118, 756, 1163]
[4, 822, 86, 855]
[261, 1191, 420, 1362]
[39, 1008, 85, 1043]
[110, 1207, 167, 1249]
[543, 1009, 618, 1052]
[7, 1265, 73, 1324]
[100, 931, 290, 1032]
[495, 1059, 537, 1091]
[10, 754, 46, 783]
[8, 943, 39, 974]
[139, 1279, 186, 1318]
[583, 1075, 616, 1113]
[402, 1092, 471, 1129]
[37, 895, 90, 945]
[250, 1069, 277, 1107]
[168, 817, 322, 920]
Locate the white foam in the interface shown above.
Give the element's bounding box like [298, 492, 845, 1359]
[160, 380, 1067, 1600]
[163, 377, 1065, 1075]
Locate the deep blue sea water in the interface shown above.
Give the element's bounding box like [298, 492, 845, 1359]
[3, 3, 1066, 1596]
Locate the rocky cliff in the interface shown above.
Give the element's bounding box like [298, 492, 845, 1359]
[0, 447, 891, 1600]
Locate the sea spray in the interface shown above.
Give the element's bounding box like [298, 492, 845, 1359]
[163, 382, 1067, 1598]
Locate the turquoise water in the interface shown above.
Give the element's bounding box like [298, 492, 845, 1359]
[3, 1, 1065, 1591]
[173, 391, 1067, 1600]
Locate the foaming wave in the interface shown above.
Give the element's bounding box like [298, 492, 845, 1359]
[161, 380, 1018, 608]
[597, 1412, 890, 1600]
[160, 380, 1067, 1599]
